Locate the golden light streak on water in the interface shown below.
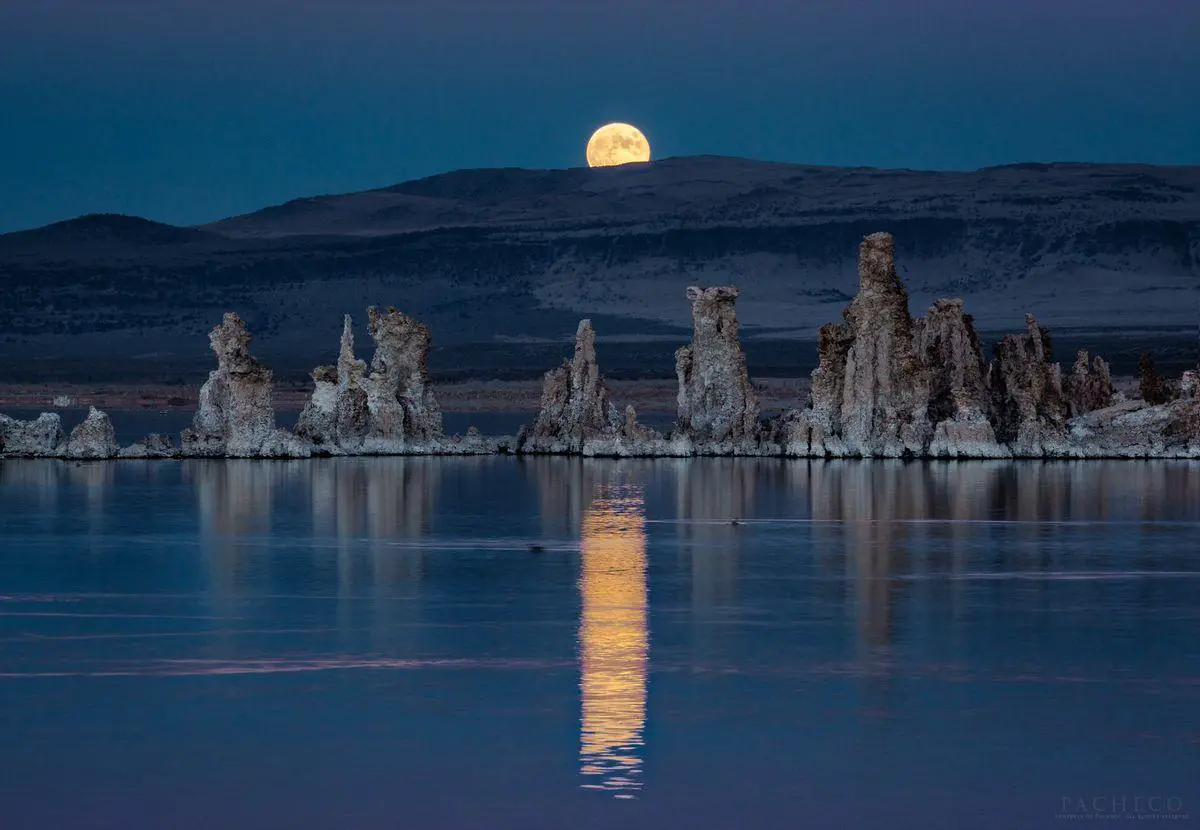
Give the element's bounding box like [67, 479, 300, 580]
[577, 485, 648, 798]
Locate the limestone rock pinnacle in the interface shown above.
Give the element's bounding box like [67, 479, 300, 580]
[674, 286, 759, 445]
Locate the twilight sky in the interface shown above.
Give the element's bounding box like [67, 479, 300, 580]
[1, 0, 1197, 232]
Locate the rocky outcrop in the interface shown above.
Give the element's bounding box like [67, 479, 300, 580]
[0, 412, 63, 456]
[296, 315, 371, 453]
[181, 313, 290, 457]
[1063, 367, 1197, 458]
[1066, 401, 1171, 457]
[621, 405, 658, 445]
[62, 407, 119, 459]
[1138, 352, 1175, 405]
[518, 319, 667, 455]
[296, 364, 339, 446]
[760, 408, 814, 457]
[119, 434, 178, 459]
[928, 406, 1010, 458]
[987, 315, 1071, 456]
[520, 319, 622, 452]
[359, 305, 443, 451]
[335, 316, 371, 446]
[1167, 370, 1200, 444]
[806, 233, 931, 457]
[915, 299, 1007, 458]
[803, 322, 854, 455]
[2, 232, 1194, 462]
[1183, 370, 1199, 400]
[797, 235, 1086, 459]
[291, 310, 499, 456]
[674, 286, 759, 448]
[1066, 350, 1114, 416]
[915, 299, 988, 423]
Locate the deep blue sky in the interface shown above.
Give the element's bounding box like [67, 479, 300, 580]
[1, 0, 1197, 232]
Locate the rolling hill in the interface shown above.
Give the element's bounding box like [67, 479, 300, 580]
[1, 156, 1197, 382]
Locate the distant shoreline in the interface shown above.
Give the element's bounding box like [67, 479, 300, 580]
[0, 378, 816, 416]
[0, 376, 1146, 416]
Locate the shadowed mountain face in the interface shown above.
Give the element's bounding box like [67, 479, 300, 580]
[1, 157, 1198, 382]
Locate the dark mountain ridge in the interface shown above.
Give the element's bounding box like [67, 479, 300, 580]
[1, 156, 1197, 383]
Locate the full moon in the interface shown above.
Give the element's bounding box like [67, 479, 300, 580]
[586, 123, 651, 168]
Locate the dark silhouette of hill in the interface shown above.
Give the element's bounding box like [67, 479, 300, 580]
[0, 213, 224, 260]
[2, 157, 1197, 383]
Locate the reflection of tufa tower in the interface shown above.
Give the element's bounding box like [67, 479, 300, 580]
[673, 458, 756, 609]
[192, 459, 279, 596]
[807, 462, 917, 651]
[532, 457, 597, 540]
[312, 457, 442, 649]
[578, 483, 649, 798]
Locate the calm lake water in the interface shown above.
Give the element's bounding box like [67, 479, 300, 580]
[1, 458, 1198, 829]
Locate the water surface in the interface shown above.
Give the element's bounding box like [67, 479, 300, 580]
[1, 459, 1198, 828]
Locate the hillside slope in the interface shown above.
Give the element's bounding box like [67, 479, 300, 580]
[2, 157, 1197, 382]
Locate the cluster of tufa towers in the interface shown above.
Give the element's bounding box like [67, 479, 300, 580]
[2, 232, 1199, 460]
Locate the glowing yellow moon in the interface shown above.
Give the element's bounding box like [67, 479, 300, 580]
[586, 123, 651, 168]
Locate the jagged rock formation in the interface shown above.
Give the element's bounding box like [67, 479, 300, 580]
[1066, 400, 1174, 456]
[798, 236, 1008, 458]
[1168, 370, 1200, 442]
[837, 233, 932, 456]
[0, 412, 63, 456]
[359, 305, 444, 451]
[290, 309, 500, 456]
[519, 319, 665, 455]
[927, 399, 1009, 458]
[621, 405, 658, 445]
[1183, 371, 1199, 400]
[793, 234, 1120, 459]
[291, 307, 496, 455]
[987, 315, 1071, 456]
[296, 315, 371, 453]
[181, 313, 295, 457]
[119, 434, 178, 459]
[916, 300, 988, 423]
[803, 233, 932, 456]
[62, 407, 119, 459]
[520, 319, 622, 452]
[800, 323, 855, 455]
[915, 298, 1007, 458]
[1138, 352, 1175, 405]
[335, 316, 371, 446]
[762, 408, 813, 456]
[296, 364, 339, 445]
[1067, 365, 1199, 457]
[674, 286, 759, 448]
[1066, 350, 1114, 416]
[3, 231, 1196, 461]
